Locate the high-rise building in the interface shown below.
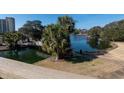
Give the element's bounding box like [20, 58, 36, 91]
[6, 17, 15, 32]
[0, 19, 6, 33]
[0, 17, 15, 33]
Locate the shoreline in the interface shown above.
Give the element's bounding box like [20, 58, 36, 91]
[74, 42, 118, 57]
[34, 42, 124, 79]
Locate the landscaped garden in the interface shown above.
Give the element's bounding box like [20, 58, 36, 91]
[0, 15, 124, 78]
[0, 15, 113, 63]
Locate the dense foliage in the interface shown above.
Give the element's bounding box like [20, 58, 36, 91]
[88, 26, 110, 49]
[57, 16, 75, 33]
[88, 19, 124, 49]
[3, 15, 124, 60]
[19, 20, 44, 40]
[42, 16, 75, 60]
[3, 32, 22, 49]
[74, 29, 80, 34]
[103, 20, 124, 41]
[88, 26, 102, 37]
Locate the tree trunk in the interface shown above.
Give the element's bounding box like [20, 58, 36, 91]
[55, 55, 59, 62]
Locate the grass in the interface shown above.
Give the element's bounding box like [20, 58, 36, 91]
[34, 42, 124, 78]
[34, 55, 121, 78]
[64, 51, 98, 64]
[34, 57, 106, 78]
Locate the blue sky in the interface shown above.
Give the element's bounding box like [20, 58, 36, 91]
[1, 14, 124, 30]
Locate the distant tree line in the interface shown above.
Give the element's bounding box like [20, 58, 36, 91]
[104, 20, 124, 41]
[88, 19, 124, 49]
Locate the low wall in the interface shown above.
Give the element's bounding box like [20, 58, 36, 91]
[0, 57, 95, 79]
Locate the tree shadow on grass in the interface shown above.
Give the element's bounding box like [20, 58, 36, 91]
[65, 51, 107, 64]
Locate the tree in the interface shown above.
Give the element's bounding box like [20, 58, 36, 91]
[42, 16, 75, 60]
[3, 32, 22, 49]
[98, 31, 110, 49]
[88, 26, 102, 48]
[103, 19, 124, 41]
[57, 15, 75, 33]
[88, 37, 98, 48]
[19, 20, 44, 41]
[57, 16, 75, 47]
[74, 29, 80, 34]
[88, 26, 102, 37]
[88, 26, 110, 49]
[42, 24, 71, 60]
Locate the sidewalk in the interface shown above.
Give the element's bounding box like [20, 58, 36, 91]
[0, 57, 96, 79]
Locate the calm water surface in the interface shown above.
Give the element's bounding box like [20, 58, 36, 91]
[0, 48, 47, 64]
[70, 34, 97, 52]
[0, 35, 97, 63]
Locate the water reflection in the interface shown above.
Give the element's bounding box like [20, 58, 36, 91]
[0, 48, 47, 64]
[70, 34, 97, 52]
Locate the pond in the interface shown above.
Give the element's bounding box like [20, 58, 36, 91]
[0, 34, 97, 64]
[0, 48, 48, 64]
[70, 34, 98, 52]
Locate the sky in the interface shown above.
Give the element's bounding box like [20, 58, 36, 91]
[1, 14, 124, 30]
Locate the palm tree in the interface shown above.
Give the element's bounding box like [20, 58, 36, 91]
[42, 24, 70, 60]
[41, 16, 75, 61]
[57, 16, 75, 48]
[57, 16, 75, 33]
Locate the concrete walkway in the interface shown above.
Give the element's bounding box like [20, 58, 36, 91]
[97, 42, 124, 78]
[99, 42, 124, 62]
[0, 57, 95, 79]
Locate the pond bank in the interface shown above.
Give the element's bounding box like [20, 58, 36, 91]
[34, 42, 124, 79]
[75, 42, 118, 56]
[0, 47, 48, 64]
